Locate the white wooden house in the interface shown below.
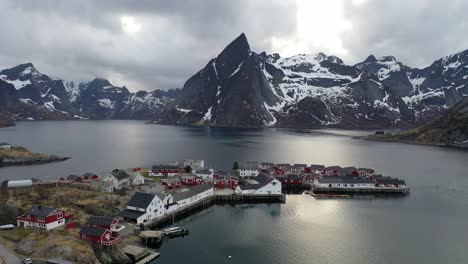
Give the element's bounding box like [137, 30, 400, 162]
[235, 174, 282, 195]
[117, 192, 173, 224]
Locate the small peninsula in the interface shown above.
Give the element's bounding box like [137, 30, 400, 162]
[0, 144, 69, 166]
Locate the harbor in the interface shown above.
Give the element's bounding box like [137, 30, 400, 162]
[0, 159, 409, 263]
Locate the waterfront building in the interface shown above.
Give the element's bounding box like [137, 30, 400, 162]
[162, 177, 182, 189]
[276, 163, 292, 172]
[82, 172, 99, 180]
[260, 162, 275, 169]
[239, 162, 260, 177]
[179, 173, 201, 186]
[235, 174, 282, 195]
[314, 176, 374, 188]
[172, 184, 214, 208]
[339, 167, 359, 176]
[150, 164, 181, 177]
[102, 169, 132, 190]
[358, 168, 375, 176]
[324, 166, 342, 175]
[194, 169, 214, 179]
[275, 174, 303, 185]
[17, 206, 72, 231]
[291, 164, 307, 173]
[375, 176, 406, 188]
[117, 192, 173, 224]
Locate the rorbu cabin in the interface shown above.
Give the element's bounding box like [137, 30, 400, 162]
[324, 166, 341, 175]
[17, 206, 72, 231]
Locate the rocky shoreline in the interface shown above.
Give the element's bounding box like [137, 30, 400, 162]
[358, 135, 468, 150]
[0, 145, 70, 167]
[0, 120, 15, 128]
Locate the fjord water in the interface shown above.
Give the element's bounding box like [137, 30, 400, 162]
[1, 121, 468, 264]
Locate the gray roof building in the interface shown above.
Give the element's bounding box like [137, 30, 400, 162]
[172, 184, 213, 202]
[127, 192, 155, 209]
[86, 216, 115, 226]
[79, 226, 108, 237]
[317, 176, 374, 184]
[111, 170, 131, 180]
[24, 206, 57, 217]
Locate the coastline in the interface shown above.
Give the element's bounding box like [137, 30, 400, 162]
[357, 135, 468, 150]
[0, 156, 70, 167]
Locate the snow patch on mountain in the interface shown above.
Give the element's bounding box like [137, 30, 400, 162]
[0, 75, 32, 89]
[98, 98, 114, 109]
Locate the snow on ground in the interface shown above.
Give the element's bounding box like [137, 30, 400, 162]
[229, 61, 244, 78]
[64, 81, 81, 102]
[176, 106, 192, 113]
[202, 106, 213, 121]
[98, 98, 114, 109]
[0, 75, 32, 89]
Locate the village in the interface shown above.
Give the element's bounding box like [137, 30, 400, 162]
[0, 160, 409, 263]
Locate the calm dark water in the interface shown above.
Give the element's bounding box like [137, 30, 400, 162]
[1, 120, 468, 264]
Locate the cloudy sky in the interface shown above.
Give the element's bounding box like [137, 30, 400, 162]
[0, 0, 467, 91]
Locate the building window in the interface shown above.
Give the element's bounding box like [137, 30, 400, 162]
[58, 212, 63, 219]
[38, 216, 45, 222]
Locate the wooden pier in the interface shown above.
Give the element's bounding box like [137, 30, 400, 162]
[143, 194, 285, 229]
[312, 186, 410, 194]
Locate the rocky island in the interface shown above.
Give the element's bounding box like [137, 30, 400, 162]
[0, 144, 69, 166]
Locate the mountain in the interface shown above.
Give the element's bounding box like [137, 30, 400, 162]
[371, 97, 468, 147]
[0, 64, 179, 120]
[154, 33, 468, 129]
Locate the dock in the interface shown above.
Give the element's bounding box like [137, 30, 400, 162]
[143, 193, 285, 229]
[312, 186, 410, 194]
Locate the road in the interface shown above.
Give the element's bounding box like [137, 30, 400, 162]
[0, 243, 21, 264]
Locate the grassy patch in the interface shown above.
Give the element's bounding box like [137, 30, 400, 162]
[1, 227, 32, 241]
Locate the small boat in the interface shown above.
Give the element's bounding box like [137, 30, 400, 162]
[162, 226, 189, 237]
[162, 226, 182, 234]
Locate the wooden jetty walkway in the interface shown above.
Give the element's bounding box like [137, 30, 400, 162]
[143, 193, 285, 229]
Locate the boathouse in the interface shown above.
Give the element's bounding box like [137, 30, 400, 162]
[236, 173, 282, 195]
[315, 176, 374, 188]
[376, 176, 406, 188]
[17, 206, 72, 231]
[150, 164, 181, 177]
[172, 184, 214, 208]
[117, 192, 173, 224]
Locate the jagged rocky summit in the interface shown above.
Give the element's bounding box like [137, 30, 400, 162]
[1, 33, 467, 129]
[154, 33, 467, 129]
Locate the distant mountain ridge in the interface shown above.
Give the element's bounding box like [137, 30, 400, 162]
[154, 33, 467, 129]
[0, 63, 179, 120]
[1, 33, 467, 128]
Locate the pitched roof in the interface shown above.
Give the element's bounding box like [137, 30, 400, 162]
[116, 209, 145, 219]
[127, 192, 155, 208]
[317, 176, 373, 184]
[325, 166, 341, 170]
[309, 164, 325, 169]
[376, 177, 406, 185]
[195, 170, 212, 175]
[152, 164, 180, 170]
[172, 184, 213, 202]
[86, 216, 115, 226]
[154, 192, 169, 201]
[240, 162, 259, 170]
[239, 173, 276, 190]
[25, 206, 57, 217]
[111, 170, 130, 180]
[79, 226, 108, 237]
[162, 177, 180, 184]
[293, 164, 307, 168]
[67, 175, 82, 180]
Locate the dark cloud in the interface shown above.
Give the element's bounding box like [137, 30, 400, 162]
[341, 0, 468, 67]
[0, 0, 466, 91]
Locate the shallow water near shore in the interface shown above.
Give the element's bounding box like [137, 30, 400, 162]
[1, 120, 468, 264]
